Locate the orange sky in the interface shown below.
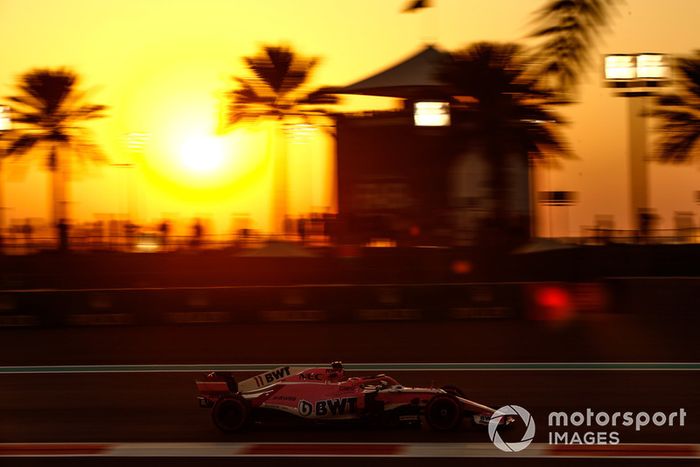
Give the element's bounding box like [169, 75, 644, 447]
[0, 0, 699, 237]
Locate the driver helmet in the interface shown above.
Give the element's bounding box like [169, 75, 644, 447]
[329, 361, 344, 380]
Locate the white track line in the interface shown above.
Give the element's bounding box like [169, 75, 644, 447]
[1, 362, 699, 374]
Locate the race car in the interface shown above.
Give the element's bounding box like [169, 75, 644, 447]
[195, 361, 511, 432]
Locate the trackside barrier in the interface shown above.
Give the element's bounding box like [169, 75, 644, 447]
[0, 282, 615, 328]
[524, 282, 610, 320]
[605, 277, 700, 315]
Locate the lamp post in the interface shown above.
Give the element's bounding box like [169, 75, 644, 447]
[284, 122, 315, 222]
[604, 53, 671, 233]
[0, 106, 11, 251]
[111, 163, 135, 222]
[538, 190, 577, 238]
[123, 132, 149, 223]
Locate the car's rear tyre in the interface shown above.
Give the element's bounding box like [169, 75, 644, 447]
[212, 396, 250, 432]
[425, 395, 462, 431]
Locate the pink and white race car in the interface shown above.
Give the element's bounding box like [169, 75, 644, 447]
[196, 362, 511, 432]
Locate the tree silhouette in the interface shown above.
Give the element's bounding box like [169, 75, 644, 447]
[226, 45, 337, 233]
[529, 0, 619, 93]
[653, 52, 700, 163]
[440, 42, 568, 238]
[3, 68, 107, 236]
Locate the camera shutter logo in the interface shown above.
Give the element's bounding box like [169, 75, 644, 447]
[488, 405, 536, 452]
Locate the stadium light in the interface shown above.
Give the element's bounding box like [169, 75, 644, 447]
[414, 101, 450, 127]
[0, 106, 11, 131]
[636, 53, 671, 80]
[604, 53, 671, 85]
[604, 52, 670, 234]
[604, 54, 636, 81]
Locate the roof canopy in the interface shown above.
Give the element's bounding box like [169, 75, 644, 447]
[332, 45, 452, 99]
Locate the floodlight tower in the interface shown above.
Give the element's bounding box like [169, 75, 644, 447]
[604, 53, 671, 232]
[0, 106, 11, 249]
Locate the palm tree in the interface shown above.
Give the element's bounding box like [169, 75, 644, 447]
[226, 45, 337, 234]
[653, 52, 700, 163]
[528, 0, 619, 94]
[439, 42, 569, 241]
[3, 68, 107, 241]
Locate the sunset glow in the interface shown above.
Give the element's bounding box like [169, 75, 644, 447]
[0, 0, 698, 236]
[2, 2, 699, 454]
[178, 134, 226, 174]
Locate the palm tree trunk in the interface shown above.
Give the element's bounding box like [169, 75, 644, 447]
[49, 147, 60, 228]
[479, 138, 511, 246]
[489, 141, 509, 224]
[61, 154, 70, 223]
[49, 146, 68, 249]
[272, 121, 288, 236]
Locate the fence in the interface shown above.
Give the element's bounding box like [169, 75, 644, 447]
[578, 227, 700, 245]
[0, 282, 611, 328]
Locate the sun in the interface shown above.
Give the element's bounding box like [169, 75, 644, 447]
[179, 134, 226, 173]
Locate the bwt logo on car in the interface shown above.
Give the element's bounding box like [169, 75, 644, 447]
[263, 367, 291, 383]
[253, 367, 293, 387]
[298, 398, 358, 417]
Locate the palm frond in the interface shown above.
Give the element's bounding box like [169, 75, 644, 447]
[528, 0, 619, 93]
[656, 131, 700, 163]
[73, 104, 108, 120]
[68, 134, 108, 164]
[440, 41, 569, 161]
[7, 95, 43, 112]
[298, 87, 339, 106]
[3, 67, 107, 166]
[6, 133, 40, 156]
[226, 44, 337, 130]
[653, 51, 700, 162]
[17, 68, 78, 116]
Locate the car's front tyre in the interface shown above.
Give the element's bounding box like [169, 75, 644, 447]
[425, 395, 462, 431]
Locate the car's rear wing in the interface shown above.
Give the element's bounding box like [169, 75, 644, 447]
[196, 371, 238, 395]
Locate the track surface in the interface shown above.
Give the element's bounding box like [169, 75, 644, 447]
[1, 370, 697, 444]
[2, 316, 698, 465]
[2, 315, 700, 366]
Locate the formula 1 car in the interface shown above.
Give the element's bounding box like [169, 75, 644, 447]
[196, 362, 511, 432]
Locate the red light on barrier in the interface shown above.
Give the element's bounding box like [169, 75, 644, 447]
[451, 260, 472, 275]
[532, 285, 573, 321]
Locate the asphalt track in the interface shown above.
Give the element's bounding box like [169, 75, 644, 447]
[2, 369, 698, 443]
[2, 314, 700, 366]
[2, 317, 699, 465]
[1, 369, 698, 466]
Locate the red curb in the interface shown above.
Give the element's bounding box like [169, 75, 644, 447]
[0, 444, 110, 456]
[548, 444, 698, 457]
[241, 443, 404, 456]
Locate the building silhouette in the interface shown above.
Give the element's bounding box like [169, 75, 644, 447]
[332, 45, 531, 246]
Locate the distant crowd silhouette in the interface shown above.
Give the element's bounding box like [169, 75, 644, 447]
[0, 213, 340, 254]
